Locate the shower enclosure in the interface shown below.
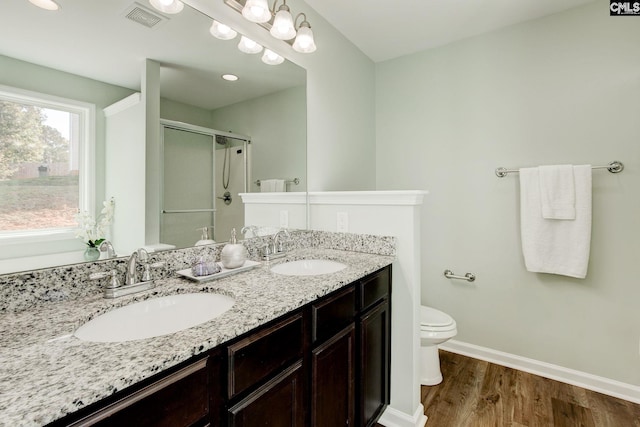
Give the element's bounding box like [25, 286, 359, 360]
[160, 120, 249, 248]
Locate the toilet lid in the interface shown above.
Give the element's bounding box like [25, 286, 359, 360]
[421, 306, 454, 327]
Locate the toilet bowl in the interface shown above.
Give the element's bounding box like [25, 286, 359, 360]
[420, 305, 457, 386]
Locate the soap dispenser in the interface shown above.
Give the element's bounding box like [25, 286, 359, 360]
[195, 226, 216, 246]
[220, 228, 247, 269]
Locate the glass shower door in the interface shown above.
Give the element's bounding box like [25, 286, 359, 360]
[161, 127, 215, 248]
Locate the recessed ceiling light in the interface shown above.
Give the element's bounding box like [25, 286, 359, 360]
[222, 74, 239, 82]
[28, 0, 59, 11]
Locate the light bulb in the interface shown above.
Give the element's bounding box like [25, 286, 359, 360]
[292, 23, 316, 53]
[270, 6, 295, 40]
[262, 49, 284, 65]
[28, 0, 59, 10]
[210, 20, 237, 40]
[149, 0, 184, 14]
[242, 0, 271, 23]
[237, 36, 263, 54]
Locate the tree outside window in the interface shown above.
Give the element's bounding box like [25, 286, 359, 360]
[0, 98, 80, 232]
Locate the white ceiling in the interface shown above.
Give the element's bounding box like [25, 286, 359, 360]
[304, 0, 598, 62]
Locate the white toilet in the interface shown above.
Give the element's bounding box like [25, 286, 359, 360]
[420, 305, 457, 385]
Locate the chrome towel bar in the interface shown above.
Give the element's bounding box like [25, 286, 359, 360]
[255, 178, 300, 186]
[444, 269, 476, 282]
[162, 209, 216, 214]
[495, 160, 624, 178]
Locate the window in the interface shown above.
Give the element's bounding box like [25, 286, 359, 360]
[0, 85, 94, 243]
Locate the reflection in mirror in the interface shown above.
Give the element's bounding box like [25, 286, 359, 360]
[0, 0, 306, 272]
[160, 122, 250, 248]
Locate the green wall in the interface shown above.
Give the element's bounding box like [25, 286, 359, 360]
[210, 85, 307, 192]
[375, 2, 640, 385]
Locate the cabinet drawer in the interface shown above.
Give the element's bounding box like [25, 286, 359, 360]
[359, 267, 390, 312]
[312, 286, 355, 345]
[227, 312, 304, 399]
[69, 357, 209, 427]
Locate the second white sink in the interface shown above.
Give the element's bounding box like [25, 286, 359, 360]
[270, 259, 347, 276]
[74, 293, 235, 343]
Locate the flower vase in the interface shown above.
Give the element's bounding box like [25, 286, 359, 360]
[84, 246, 100, 261]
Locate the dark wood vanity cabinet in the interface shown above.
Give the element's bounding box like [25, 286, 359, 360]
[358, 267, 392, 427]
[310, 287, 356, 427]
[58, 355, 213, 427]
[227, 361, 305, 427]
[226, 312, 306, 427]
[51, 266, 391, 427]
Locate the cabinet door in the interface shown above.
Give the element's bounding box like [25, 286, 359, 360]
[227, 361, 304, 427]
[359, 300, 390, 427]
[311, 324, 355, 427]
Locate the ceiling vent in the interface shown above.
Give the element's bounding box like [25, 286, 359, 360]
[124, 3, 167, 29]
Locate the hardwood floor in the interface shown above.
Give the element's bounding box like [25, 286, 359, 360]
[416, 350, 640, 427]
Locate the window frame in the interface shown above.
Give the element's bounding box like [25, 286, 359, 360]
[0, 84, 96, 245]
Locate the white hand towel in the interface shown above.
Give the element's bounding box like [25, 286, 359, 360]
[519, 165, 592, 279]
[273, 179, 286, 192]
[260, 179, 277, 192]
[260, 179, 286, 192]
[539, 165, 576, 219]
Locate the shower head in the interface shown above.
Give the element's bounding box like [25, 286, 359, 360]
[215, 135, 228, 146]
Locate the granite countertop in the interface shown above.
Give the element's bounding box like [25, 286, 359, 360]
[0, 248, 394, 427]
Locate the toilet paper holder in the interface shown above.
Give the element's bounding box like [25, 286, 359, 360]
[444, 269, 476, 282]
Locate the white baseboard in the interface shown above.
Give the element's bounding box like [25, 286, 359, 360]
[440, 340, 640, 404]
[378, 404, 427, 427]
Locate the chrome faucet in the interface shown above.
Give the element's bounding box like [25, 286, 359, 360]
[241, 225, 259, 238]
[272, 229, 291, 254]
[124, 250, 139, 286]
[89, 248, 164, 298]
[98, 240, 117, 259]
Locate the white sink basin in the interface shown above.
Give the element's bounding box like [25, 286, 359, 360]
[74, 293, 235, 343]
[270, 259, 347, 276]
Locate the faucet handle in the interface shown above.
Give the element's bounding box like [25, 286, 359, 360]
[89, 269, 121, 289]
[141, 261, 166, 282]
[262, 243, 272, 257]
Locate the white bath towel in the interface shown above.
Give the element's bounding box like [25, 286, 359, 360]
[519, 165, 592, 278]
[260, 179, 286, 192]
[539, 165, 576, 220]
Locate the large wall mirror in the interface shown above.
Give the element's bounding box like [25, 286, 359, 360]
[0, 0, 306, 273]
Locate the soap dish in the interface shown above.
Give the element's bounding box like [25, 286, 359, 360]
[176, 260, 261, 282]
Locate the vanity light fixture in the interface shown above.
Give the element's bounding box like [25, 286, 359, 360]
[261, 49, 284, 65]
[292, 13, 316, 53]
[236, 0, 317, 52]
[149, 0, 184, 14]
[210, 20, 238, 40]
[237, 36, 263, 54]
[208, 17, 285, 66]
[241, 0, 272, 23]
[222, 74, 239, 81]
[28, 0, 59, 11]
[270, 0, 295, 40]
